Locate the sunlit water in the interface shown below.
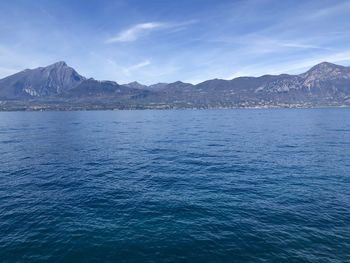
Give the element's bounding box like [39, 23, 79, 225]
[0, 109, 349, 262]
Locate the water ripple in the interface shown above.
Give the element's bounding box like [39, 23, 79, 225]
[0, 109, 349, 262]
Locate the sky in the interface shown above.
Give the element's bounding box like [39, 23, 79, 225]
[1, 0, 350, 85]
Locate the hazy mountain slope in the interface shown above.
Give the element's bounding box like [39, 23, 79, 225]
[146, 62, 350, 105]
[123, 81, 148, 90]
[62, 78, 151, 101]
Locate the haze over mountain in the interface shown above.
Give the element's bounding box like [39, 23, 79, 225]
[0, 61, 349, 110]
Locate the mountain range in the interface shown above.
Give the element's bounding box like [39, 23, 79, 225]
[0, 61, 350, 110]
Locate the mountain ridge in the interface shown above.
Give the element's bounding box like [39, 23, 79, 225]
[0, 61, 350, 110]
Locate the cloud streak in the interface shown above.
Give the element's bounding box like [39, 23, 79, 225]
[106, 20, 197, 43]
[106, 22, 165, 43]
[307, 1, 350, 20]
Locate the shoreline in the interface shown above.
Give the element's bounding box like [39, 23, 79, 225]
[0, 104, 349, 112]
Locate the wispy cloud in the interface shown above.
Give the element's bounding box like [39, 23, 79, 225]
[210, 34, 331, 53]
[106, 20, 197, 43]
[106, 22, 165, 43]
[268, 41, 329, 50]
[307, 1, 350, 20]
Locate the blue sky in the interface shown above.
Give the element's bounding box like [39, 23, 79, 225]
[1, 0, 350, 84]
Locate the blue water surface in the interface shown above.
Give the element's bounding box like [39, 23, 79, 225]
[0, 109, 349, 262]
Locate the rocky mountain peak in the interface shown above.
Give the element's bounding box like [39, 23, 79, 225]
[300, 62, 350, 88]
[306, 62, 343, 74]
[50, 61, 68, 67]
[0, 61, 85, 99]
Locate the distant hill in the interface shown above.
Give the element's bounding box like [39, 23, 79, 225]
[0, 61, 349, 110]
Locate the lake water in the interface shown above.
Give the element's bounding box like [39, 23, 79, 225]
[0, 109, 349, 262]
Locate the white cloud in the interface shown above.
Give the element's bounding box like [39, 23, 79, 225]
[270, 41, 328, 50]
[211, 34, 331, 53]
[105, 20, 197, 43]
[106, 22, 165, 43]
[307, 1, 350, 20]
